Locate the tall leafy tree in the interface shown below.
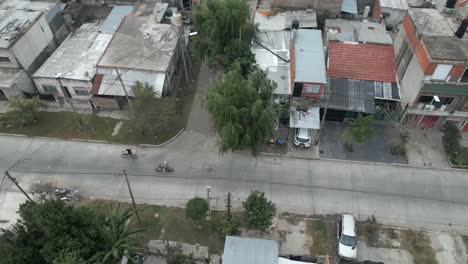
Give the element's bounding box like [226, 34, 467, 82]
[193, 0, 255, 71]
[129, 82, 177, 136]
[242, 191, 276, 231]
[342, 114, 375, 145]
[206, 63, 277, 154]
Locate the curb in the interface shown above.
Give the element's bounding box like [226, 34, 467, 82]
[235, 150, 319, 160]
[0, 133, 27, 137]
[69, 139, 109, 144]
[448, 160, 468, 170]
[139, 128, 185, 148]
[319, 157, 468, 172]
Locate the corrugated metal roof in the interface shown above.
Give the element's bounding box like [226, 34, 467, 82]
[374, 81, 400, 100]
[99, 5, 134, 34]
[290, 106, 320, 129]
[341, 0, 358, 14]
[223, 236, 278, 264]
[420, 83, 468, 96]
[324, 78, 376, 114]
[294, 29, 326, 84]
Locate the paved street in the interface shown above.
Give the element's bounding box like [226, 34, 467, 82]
[1, 133, 468, 234]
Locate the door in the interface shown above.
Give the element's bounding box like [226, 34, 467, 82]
[0, 89, 7, 101]
[62, 86, 72, 98]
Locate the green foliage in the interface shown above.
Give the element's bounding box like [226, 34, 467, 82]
[0, 96, 44, 128]
[220, 215, 238, 238]
[317, 10, 333, 29]
[442, 121, 464, 165]
[193, 0, 255, 70]
[5, 199, 142, 264]
[391, 144, 406, 155]
[206, 63, 278, 154]
[242, 191, 276, 231]
[341, 114, 375, 144]
[129, 82, 177, 137]
[185, 197, 208, 221]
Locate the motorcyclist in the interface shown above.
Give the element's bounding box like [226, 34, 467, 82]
[126, 149, 132, 156]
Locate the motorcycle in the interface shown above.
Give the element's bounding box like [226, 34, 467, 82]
[155, 162, 174, 172]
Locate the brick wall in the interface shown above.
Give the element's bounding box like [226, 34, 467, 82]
[450, 64, 466, 78]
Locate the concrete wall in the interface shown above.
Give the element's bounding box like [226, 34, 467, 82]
[10, 14, 54, 73]
[400, 54, 424, 106]
[91, 96, 120, 110]
[393, 27, 405, 57]
[0, 71, 35, 100]
[34, 77, 93, 109]
[0, 48, 20, 69]
[381, 7, 408, 29]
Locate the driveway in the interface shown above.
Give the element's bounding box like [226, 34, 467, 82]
[185, 61, 220, 135]
[319, 121, 407, 164]
[2, 134, 468, 233]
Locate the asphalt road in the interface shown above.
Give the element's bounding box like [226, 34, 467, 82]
[1, 132, 468, 233]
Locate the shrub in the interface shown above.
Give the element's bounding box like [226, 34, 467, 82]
[0, 96, 44, 128]
[220, 215, 238, 238]
[442, 122, 463, 165]
[391, 144, 406, 155]
[185, 197, 208, 221]
[242, 191, 276, 231]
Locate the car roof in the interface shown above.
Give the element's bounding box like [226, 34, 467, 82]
[342, 214, 356, 236]
[297, 128, 310, 138]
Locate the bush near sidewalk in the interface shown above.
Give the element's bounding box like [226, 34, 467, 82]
[442, 121, 465, 165]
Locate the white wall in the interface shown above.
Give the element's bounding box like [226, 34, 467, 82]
[34, 77, 93, 108]
[11, 14, 54, 72]
[400, 54, 424, 106]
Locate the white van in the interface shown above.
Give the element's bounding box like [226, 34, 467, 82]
[337, 214, 357, 260]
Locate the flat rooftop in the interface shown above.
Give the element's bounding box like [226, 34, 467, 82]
[254, 10, 317, 31]
[424, 36, 468, 61]
[380, 0, 409, 9]
[294, 29, 326, 84]
[325, 19, 393, 45]
[0, 9, 42, 48]
[409, 8, 454, 36]
[97, 16, 179, 72]
[34, 22, 113, 80]
[0, 0, 56, 12]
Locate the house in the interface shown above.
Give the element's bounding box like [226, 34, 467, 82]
[324, 19, 393, 45]
[341, 0, 381, 19]
[394, 8, 468, 130]
[93, 15, 181, 110]
[32, 22, 113, 109]
[31, 5, 132, 109]
[290, 29, 326, 135]
[0, 9, 55, 100]
[375, 0, 409, 30]
[223, 236, 328, 264]
[326, 41, 400, 121]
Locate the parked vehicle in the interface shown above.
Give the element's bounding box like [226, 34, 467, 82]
[293, 128, 312, 148]
[337, 214, 358, 260]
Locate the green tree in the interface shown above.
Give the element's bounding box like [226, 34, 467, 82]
[7, 199, 106, 264]
[0, 96, 44, 128]
[185, 197, 208, 221]
[342, 114, 375, 145]
[91, 208, 144, 264]
[220, 215, 238, 238]
[242, 191, 276, 231]
[206, 63, 277, 154]
[129, 81, 177, 136]
[52, 251, 86, 264]
[193, 0, 255, 70]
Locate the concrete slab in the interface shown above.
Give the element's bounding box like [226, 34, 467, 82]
[319, 121, 407, 164]
[429, 233, 468, 264]
[357, 241, 413, 264]
[405, 128, 450, 168]
[0, 191, 28, 232]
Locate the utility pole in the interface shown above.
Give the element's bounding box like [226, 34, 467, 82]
[206, 186, 211, 220]
[226, 192, 232, 220]
[179, 25, 190, 87]
[115, 68, 134, 114]
[57, 77, 89, 130]
[123, 169, 141, 223]
[314, 89, 331, 145]
[5, 171, 33, 202]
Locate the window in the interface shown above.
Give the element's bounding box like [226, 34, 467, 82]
[74, 87, 89, 96]
[0, 56, 10, 62]
[42, 85, 58, 94]
[303, 84, 321, 94]
[461, 69, 468, 83]
[431, 64, 453, 81]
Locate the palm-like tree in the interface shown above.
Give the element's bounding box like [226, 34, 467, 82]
[90, 208, 144, 264]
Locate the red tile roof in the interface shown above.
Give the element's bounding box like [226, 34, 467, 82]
[327, 42, 397, 83]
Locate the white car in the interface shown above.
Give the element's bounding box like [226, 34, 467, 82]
[337, 214, 357, 260]
[294, 128, 312, 148]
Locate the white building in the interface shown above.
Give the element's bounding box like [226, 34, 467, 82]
[33, 22, 113, 109]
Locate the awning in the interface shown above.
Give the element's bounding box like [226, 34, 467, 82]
[290, 107, 320, 129]
[324, 78, 376, 114]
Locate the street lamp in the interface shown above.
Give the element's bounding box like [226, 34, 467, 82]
[417, 95, 440, 127]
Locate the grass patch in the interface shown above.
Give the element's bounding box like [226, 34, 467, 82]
[79, 200, 225, 254]
[306, 219, 330, 255]
[400, 230, 437, 264]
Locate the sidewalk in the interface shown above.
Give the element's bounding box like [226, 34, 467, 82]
[405, 127, 450, 168]
[0, 101, 129, 120]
